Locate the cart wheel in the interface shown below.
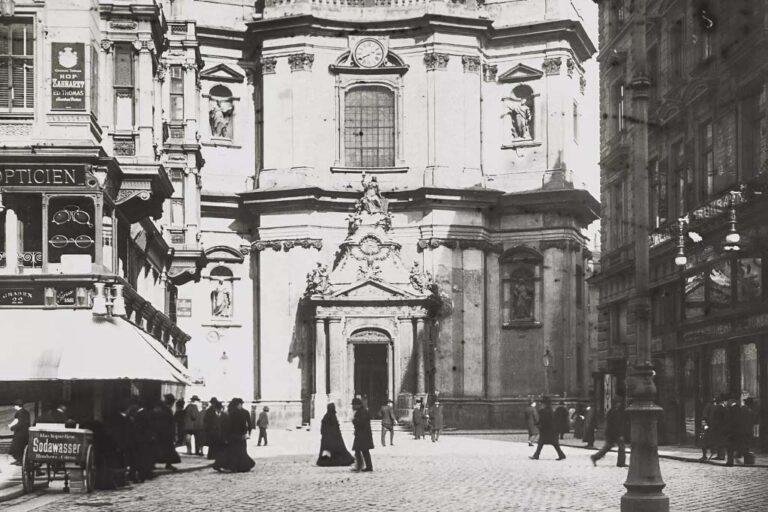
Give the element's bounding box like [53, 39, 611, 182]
[84, 445, 95, 493]
[21, 446, 35, 492]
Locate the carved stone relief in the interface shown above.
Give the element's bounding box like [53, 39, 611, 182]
[462, 56, 480, 73]
[424, 52, 450, 70]
[542, 57, 562, 75]
[288, 53, 314, 72]
[482, 64, 498, 82]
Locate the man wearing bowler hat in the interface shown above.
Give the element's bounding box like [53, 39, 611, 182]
[351, 397, 374, 472]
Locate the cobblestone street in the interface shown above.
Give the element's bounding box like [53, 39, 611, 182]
[3, 431, 767, 512]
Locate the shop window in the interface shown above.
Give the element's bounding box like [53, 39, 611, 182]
[736, 257, 762, 303]
[741, 343, 759, 399]
[684, 272, 706, 319]
[114, 43, 134, 130]
[708, 259, 732, 312]
[210, 266, 233, 319]
[710, 348, 729, 397]
[169, 65, 184, 121]
[344, 86, 395, 168]
[16, 195, 42, 267]
[0, 209, 5, 267]
[47, 196, 95, 268]
[0, 18, 34, 113]
[101, 206, 115, 273]
[169, 169, 185, 227]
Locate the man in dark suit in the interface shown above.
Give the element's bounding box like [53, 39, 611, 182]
[379, 399, 397, 447]
[591, 397, 626, 467]
[351, 397, 374, 472]
[8, 399, 31, 465]
[529, 396, 566, 460]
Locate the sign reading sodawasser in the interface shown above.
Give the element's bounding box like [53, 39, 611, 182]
[0, 165, 86, 186]
[51, 43, 86, 111]
[29, 429, 90, 463]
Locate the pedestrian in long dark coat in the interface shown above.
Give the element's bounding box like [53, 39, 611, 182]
[153, 394, 180, 470]
[572, 404, 585, 439]
[351, 397, 374, 472]
[203, 398, 224, 460]
[131, 400, 155, 481]
[412, 403, 424, 439]
[710, 396, 728, 460]
[8, 399, 31, 465]
[184, 396, 203, 455]
[214, 398, 255, 472]
[590, 399, 626, 467]
[429, 401, 444, 442]
[529, 396, 566, 460]
[554, 401, 570, 440]
[524, 399, 539, 446]
[582, 405, 596, 448]
[725, 394, 754, 466]
[173, 399, 186, 447]
[317, 403, 355, 467]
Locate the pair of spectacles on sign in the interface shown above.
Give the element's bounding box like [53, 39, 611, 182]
[51, 205, 93, 227]
[49, 234, 94, 249]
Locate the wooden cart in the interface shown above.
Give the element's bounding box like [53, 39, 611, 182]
[21, 424, 95, 493]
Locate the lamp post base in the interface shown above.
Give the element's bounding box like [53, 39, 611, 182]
[621, 364, 669, 512]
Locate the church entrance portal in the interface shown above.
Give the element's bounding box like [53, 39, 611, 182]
[354, 344, 388, 420]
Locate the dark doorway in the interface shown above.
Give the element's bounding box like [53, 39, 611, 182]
[354, 344, 388, 419]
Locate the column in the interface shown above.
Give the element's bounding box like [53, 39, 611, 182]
[397, 317, 413, 394]
[1, 209, 18, 275]
[387, 342, 394, 401]
[328, 318, 344, 407]
[314, 318, 327, 418]
[415, 317, 426, 395]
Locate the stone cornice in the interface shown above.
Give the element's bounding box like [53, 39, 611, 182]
[252, 238, 323, 252]
[417, 238, 502, 253]
[539, 239, 584, 252]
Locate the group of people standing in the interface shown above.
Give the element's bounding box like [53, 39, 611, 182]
[411, 399, 444, 442]
[700, 394, 759, 466]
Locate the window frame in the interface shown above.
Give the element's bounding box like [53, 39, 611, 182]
[343, 85, 396, 168]
[0, 16, 35, 115]
[169, 64, 184, 122]
[333, 77, 405, 171]
[113, 42, 135, 131]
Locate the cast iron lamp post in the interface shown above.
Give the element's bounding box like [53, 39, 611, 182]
[622, 2, 669, 510]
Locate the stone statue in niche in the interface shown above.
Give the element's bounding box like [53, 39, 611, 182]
[305, 262, 330, 297]
[511, 272, 534, 320]
[210, 279, 233, 317]
[501, 85, 534, 142]
[209, 99, 234, 138]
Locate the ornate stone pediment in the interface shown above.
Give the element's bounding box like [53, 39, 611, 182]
[332, 279, 413, 300]
[497, 63, 544, 83]
[200, 63, 245, 83]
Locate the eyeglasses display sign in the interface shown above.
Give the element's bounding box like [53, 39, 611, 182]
[47, 197, 96, 264]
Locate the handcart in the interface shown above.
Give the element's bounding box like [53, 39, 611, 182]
[21, 424, 95, 493]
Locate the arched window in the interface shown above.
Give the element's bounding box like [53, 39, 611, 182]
[500, 248, 542, 325]
[344, 86, 395, 167]
[209, 85, 234, 139]
[210, 266, 234, 318]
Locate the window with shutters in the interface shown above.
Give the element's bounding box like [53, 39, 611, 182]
[344, 86, 395, 168]
[114, 43, 134, 130]
[0, 18, 34, 114]
[169, 65, 184, 121]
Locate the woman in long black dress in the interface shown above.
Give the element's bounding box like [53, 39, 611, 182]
[153, 394, 181, 471]
[317, 403, 355, 467]
[214, 398, 255, 472]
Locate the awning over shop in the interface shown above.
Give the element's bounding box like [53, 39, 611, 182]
[0, 310, 192, 384]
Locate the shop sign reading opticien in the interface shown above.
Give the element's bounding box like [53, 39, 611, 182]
[0, 166, 87, 186]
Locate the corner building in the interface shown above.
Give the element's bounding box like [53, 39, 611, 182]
[596, 0, 768, 449]
[173, 0, 600, 428]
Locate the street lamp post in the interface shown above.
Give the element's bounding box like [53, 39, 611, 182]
[622, 3, 669, 511]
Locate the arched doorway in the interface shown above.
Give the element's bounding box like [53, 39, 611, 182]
[350, 328, 392, 419]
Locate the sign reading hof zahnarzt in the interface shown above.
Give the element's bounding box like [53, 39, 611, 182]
[51, 43, 86, 111]
[0, 165, 87, 186]
[29, 429, 90, 463]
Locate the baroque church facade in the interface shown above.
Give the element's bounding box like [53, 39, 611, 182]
[170, 0, 599, 427]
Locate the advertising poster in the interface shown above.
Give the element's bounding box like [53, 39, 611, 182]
[51, 42, 86, 111]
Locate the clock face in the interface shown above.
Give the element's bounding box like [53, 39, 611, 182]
[354, 39, 385, 68]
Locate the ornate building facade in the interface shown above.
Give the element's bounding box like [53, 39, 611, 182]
[170, 0, 599, 428]
[596, 0, 768, 448]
